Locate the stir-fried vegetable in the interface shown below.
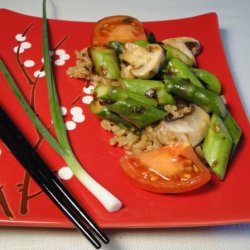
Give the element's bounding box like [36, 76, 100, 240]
[91, 15, 147, 46]
[119, 43, 165, 79]
[90, 99, 138, 131]
[94, 84, 158, 107]
[67, 14, 242, 193]
[164, 76, 227, 117]
[90, 47, 121, 79]
[166, 58, 204, 88]
[191, 68, 221, 94]
[163, 44, 194, 66]
[106, 97, 166, 129]
[162, 37, 201, 65]
[120, 142, 211, 193]
[120, 78, 175, 105]
[223, 112, 242, 154]
[202, 113, 233, 180]
[155, 105, 210, 147]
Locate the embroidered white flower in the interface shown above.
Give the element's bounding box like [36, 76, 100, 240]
[65, 120, 76, 130]
[13, 46, 24, 53]
[70, 107, 85, 123]
[34, 70, 45, 78]
[21, 42, 31, 49]
[61, 106, 86, 131]
[61, 106, 67, 116]
[14, 32, 70, 80]
[15, 34, 26, 42]
[83, 85, 94, 95]
[23, 60, 35, 68]
[54, 49, 70, 66]
[82, 95, 93, 104]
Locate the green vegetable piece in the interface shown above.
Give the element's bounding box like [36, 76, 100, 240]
[163, 45, 193, 66]
[94, 84, 158, 107]
[223, 112, 242, 154]
[90, 98, 105, 114]
[121, 78, 175, 105]
[90, 47, 120, 79]
[164, 76, 227, 118]
[167, 58, 204, 88]
[191, 68, 221, 94]
[94, 85, 127, 101]
[90, 99, 136, 131]
[43, 3, 71, 150]
[127, 91, 158, 107]
[134, 40, 149, 48]
[107, 97, 167, 129]
[202, 113, 233, 180]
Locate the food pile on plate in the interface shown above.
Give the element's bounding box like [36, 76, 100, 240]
[67, 15, 241, 194]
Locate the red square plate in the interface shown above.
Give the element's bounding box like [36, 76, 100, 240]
[0, 9, 249, 228]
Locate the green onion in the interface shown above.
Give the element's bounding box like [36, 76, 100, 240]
[0, 0, 122, 212]
[42, 1, 70, 150]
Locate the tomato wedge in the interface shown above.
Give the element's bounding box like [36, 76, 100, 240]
[120, 142, 211, 193]
[91, 15, 147, 46]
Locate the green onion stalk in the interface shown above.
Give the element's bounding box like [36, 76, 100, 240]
[0, 0, 122, 212]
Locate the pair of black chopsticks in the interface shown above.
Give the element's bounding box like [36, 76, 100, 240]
[0, 106, 109, 249]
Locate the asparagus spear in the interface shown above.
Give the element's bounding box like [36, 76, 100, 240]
[164, 76, 227, 118]
[163, 45, 193, 66]
[202, 113, 233, 180]
[133, 40, 149, 48]
[223, 112, 242, 154]
[107, 97, 167, 129]
[191, 68, 221, 94]
[90, 47, 120, 79]
[121, 78, 175, 105]
[90, 99, 137, 131]
[94, 84, 158, 107]
[167, 58, 204, 88]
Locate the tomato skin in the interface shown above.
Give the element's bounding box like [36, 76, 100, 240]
[91, 15, 147, 46]
[120, 142, 211, 193]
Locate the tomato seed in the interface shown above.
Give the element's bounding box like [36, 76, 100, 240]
[150, 176, 158, 181]
[193, 165, 200, 173]
[180, 173, 191, 181]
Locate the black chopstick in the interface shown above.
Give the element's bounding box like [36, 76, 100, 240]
[0, 106, 109, 249]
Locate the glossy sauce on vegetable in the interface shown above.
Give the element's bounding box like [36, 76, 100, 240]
[120, 142, 211, 193]
[128, 150, 200, 182]
[91, 15, 147, 46]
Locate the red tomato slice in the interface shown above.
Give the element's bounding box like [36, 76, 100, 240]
[120, 142, 211, 193]
[91, 15, 147, 46]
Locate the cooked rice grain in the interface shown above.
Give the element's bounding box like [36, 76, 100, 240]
[101, 120, 163, 154]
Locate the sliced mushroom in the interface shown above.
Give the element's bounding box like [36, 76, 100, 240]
[154, 105, 210, 147]
[120, 64, 134, 78]
[119, 43, 165, 79]
[161, 37, 201, 65]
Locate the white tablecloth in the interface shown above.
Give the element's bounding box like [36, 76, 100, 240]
[0, 0, 249, 249]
